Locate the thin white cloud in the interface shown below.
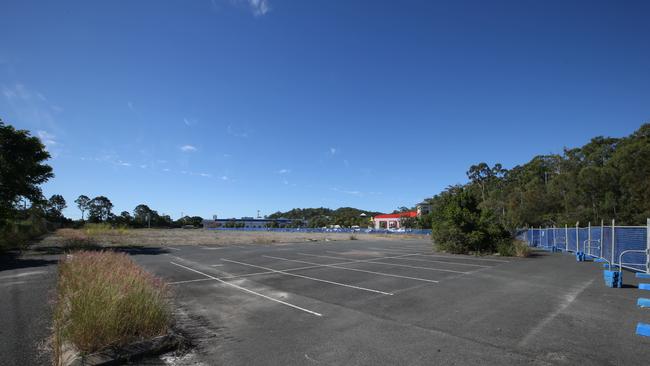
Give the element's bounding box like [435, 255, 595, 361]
[199, 173, 212, 177]
[183, 117, 197, 126]
[37, 130, 57, 147]
[277, 168, 291, 174]
[180, 145, 197, 152]
[331, 187, 363, 196]
[118, 161, 131, 167]
[220, 175, 229, 181]
[2, 84, 63, 150]
[163, 168, 171, 172]
[329, 147, 338, 155]
[247, 0, 270, 16]
[227, 124, 249, 138]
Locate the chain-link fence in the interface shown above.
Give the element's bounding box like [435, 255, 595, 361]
[519, 220, 650, 273]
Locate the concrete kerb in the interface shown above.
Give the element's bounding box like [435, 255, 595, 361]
[59, 332, 185, 366]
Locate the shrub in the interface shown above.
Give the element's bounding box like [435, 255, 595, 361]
[83, 223, 129, 236]
[53, 251, 170, 361]
[431, 186, 509, 254]
[57, 228, 98, 250]
[513, 240, 532, 257]
[496, 239, 532, 257]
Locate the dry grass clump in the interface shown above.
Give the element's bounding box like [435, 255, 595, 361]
[57, 228, 97, 250]
[53, 251, 171, 361]
[513, 239, 532, 257]
[83, 223, 129, 236]
[496, 239, 532, 257]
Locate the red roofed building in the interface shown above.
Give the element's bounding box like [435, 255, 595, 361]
[372, 211, 417, 230]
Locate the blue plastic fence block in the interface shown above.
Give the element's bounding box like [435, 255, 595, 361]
[639, 283, 650, 290]
[603, 270, 622, 288]
[595, 258, 606, 263]
[636, 273, 650, 279]
[637, 298, 650, 308]
[636, 323, 650, 337]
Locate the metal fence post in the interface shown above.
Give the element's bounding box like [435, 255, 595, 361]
[586, 221, 591, 255]
[565, 224, 569, 251]
[600, 219, 604, 259]
[611, 219, 616, 266]
[646, 218, 649, 274]
[576, 222, 579, 252]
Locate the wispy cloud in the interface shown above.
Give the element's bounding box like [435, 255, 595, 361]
[246, 0, 270, 16]
[330, 187, 369, 196]
[180, 145, 197, 152]
[277, 168, 291, 174]
[37, 130, 57, 148]
[227, 124, 250, 138]
[329, 147, 338, 155]
[2, 84, 64, 156]
[199, 173, 212, 177]
[220, 175, 229, 181]
[183, 117, 197, 126]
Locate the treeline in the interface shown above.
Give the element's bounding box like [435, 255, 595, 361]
[428, 123, 650, 254]
[268, 207, 381, 228]
[0, 120, 204, 252]
[71, 195, 203, 228]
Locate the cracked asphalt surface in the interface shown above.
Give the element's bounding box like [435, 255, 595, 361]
[3, 238, 650, 365]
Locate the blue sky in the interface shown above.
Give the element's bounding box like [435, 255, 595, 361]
[1, 0, 649, 219]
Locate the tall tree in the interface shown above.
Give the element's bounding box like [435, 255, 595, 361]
[74, 195, 91, 221]
[0, 120, 53, 225]
[46, 194, 67, 219]
[87, 196, 113, 222]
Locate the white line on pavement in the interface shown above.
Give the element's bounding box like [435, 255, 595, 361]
[221, 258, 393, 295]
[264, 255, 439, 284]
[170, 262, 322, 316]
[325, 251, 490, 268]
[368, 247, 510, 263]
[298, 253, 470, 274]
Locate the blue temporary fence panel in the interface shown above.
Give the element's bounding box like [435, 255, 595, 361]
[578, 228, 588, 253]
[567, 228, 577, 253]
[521, 224, 648, 273]
[602, 226, 613, 264]
[588, 227, 602, 257]
[613, 226, 647, 272]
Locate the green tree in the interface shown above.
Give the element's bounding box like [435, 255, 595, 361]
[87, 196, 113, 222]
[74, 195, 91, 221]
[0, 120, 53, 226]
[46, 194, 67, 220]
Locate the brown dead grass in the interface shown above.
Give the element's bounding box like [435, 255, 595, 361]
[41, 228, 427, 248]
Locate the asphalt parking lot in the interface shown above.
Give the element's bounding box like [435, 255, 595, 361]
[132, 239, 650, 365]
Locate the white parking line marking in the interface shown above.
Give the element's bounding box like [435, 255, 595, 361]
[170, 262, 322, 316]
[325, 251, 490, 268]
[298, 253, 470, 274]
[368, 247, 510, 263]
[264, 256, 439, 284]
[221, 259, 393, 295]
[169, 278, 214, 285]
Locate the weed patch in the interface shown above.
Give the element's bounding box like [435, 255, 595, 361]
[53, 251, 171, 363]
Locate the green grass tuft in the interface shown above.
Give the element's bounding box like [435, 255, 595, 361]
[53, 251, 171, 362]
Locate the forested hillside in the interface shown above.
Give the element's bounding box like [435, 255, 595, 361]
[429, 123, 650, 254]
[268, 207, 381, 228]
